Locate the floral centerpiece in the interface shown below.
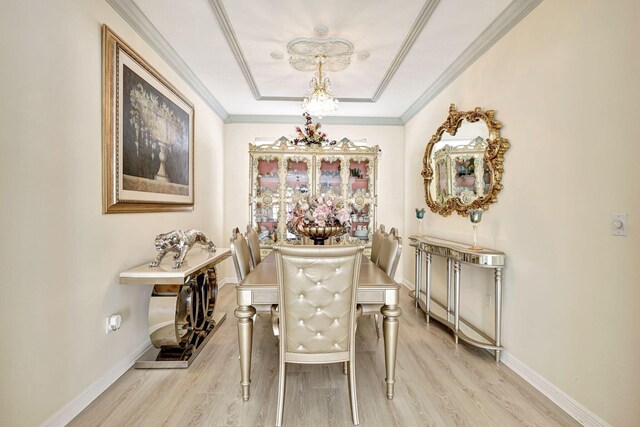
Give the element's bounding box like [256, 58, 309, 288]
[288, 194, 351, 245]
[292, 113, 336, 148]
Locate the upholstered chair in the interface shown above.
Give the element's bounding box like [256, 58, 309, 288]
[362, 227, 402, 338]
[370, 224, 386, 264]
[246, 224, 262, 268]
[274, 245, 364, 426]
[230, 227, 251, 282]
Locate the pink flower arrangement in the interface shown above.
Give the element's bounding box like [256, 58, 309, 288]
[288, 194, 351, 232]
[292, 113, 337, 147]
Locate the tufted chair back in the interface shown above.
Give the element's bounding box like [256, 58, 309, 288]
[246, 224, 262, 268]
[274, 244, 363, 426]
[376, 227, 402, 279]
[370, 224, 386, 264]
[230, 228, 251, 282]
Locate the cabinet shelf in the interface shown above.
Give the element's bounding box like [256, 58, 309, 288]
[249, 139, 380, 246]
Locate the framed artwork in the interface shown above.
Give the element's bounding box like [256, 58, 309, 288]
[102, 25, 194, 213]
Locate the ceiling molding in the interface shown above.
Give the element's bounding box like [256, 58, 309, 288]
[207, 0, 438, 104]
[225, 115, 403, 126]
[371, 0, 440, 102]
[400, 0, 543, 123]
[207, 0, 261, 100]
[258, 96, 374, 103]
[106, 0, 228, 120]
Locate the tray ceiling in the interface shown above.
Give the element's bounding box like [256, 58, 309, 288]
[108, 0, 541, 123]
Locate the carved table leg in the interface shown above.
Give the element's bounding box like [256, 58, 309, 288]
[381, 304, 402, 399]
[235, 304, 256, 401]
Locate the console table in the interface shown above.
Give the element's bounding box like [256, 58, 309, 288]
[408, 236, 506, 362]
[120, 248, 230, 368]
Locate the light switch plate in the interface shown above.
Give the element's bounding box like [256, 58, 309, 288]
[612, 213, 628, 236]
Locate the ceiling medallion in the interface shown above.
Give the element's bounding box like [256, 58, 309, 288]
[287, 27, 354, 117]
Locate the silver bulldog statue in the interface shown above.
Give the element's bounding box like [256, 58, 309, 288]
[149, 229, 217, 269]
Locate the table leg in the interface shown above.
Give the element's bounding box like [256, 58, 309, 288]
[234, 304, 256, 401]
[381, 304, 402, 399]
[495, 268, 503, 362]
[425, 253, 432, 323]
[453, 261, 461, 344]
[414, 246, 421, 307]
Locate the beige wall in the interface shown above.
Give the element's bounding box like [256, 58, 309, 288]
[403, 0, 640, 425]
[0, 1, 225, 426]
[222, 123, 404, 281]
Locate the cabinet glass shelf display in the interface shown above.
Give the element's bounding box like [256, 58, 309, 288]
[249, 137, 380, 249]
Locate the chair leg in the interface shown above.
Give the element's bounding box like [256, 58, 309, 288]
[347, 359, 360, 425]
[373, 314, 380, 339]
[343, 361, 348, 375]
[275, 361, 286, 426]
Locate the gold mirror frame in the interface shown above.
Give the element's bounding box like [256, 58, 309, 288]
[422, 104, 510, 217]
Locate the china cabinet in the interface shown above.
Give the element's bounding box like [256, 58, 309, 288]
[249, 137, 380, 251]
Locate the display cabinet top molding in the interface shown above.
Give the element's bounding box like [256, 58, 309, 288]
[249, 137, 380, 155]
[409, 235, 505, 267]
[120, 248, 231, 285]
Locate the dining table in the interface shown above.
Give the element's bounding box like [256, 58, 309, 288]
[234, 249, 402, 401]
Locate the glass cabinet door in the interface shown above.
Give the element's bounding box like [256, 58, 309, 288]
[346, 158, 375, 242]
[283, 156, 312, 243]
[252, 156, 280, 244]
[316, 156, 343, 196]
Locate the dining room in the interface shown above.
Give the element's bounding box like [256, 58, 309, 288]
[1, 0, 639, 426]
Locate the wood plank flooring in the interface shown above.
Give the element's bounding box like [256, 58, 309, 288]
[70, 285, 578, 426]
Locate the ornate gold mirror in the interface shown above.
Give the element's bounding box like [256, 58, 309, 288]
[422, 104, 509, 216]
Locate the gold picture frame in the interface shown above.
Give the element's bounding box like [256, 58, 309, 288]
[102, 24, 195, 213]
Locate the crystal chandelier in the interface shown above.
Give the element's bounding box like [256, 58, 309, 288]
[302, 55, 339, 118]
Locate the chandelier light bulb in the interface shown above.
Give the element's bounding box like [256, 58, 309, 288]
[302, 56, 339, 118]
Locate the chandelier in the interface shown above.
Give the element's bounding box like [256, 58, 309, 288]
[302, 56, 339, 118]
[287, 27, 354, 118]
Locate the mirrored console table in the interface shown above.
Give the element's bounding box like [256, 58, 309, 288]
[408, 236, 506, 362]
[120, 248, 231, 368]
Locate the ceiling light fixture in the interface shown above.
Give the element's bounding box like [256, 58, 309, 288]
[287, 27, 353, 118]
[302, 55, 338, 118]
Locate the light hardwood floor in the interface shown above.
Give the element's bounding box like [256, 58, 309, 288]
[71, 285, 578, 426]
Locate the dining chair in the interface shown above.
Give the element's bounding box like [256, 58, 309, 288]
[232, 227, 280, 336]
[246, 224, 262, 268]
[230, 227, 251, 282]
[362, 227, 402, 339]
[370, 224, 386, 264]
[274, 245, 363, 426]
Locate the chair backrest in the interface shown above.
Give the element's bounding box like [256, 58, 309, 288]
[274, 245, 363, 364]
[370, 224, 386, 264]
[376, 227, 402, 279]
[230, 227, 251, 282]
[246, 224, 262, 268]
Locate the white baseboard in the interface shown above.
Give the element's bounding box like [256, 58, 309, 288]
[42, 277, 237, 426]
[219, 277, 236, 288]
[500, 352, 609, 427]
[41, 339, 152, 427]
[402, 278, 608, 426]
[400, 278, 413, 291]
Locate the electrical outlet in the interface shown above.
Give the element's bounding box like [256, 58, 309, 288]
[106, 314, 122, 334]
[484, 293, 492, 307]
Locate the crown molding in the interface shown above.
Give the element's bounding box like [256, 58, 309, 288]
[207, 0, 261, 100]
[372, 0, 440, 102]
[225, 115, 403, 126]
[401, 0, 543, 123]
[106, 0, 228, 120]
